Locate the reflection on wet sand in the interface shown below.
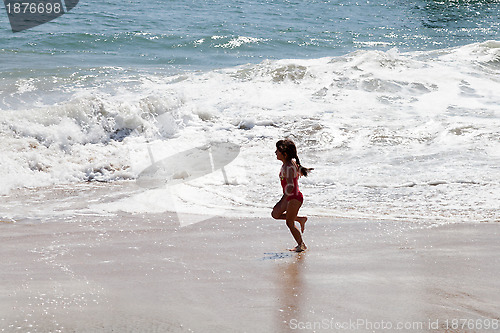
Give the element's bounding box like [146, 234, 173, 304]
[274, 252, 306, 332]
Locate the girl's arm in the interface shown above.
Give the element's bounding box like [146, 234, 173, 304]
[283, 164, 297, 197]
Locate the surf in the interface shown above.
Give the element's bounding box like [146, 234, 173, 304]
[0, 41, 498, 222]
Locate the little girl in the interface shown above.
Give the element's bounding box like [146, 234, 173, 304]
[272, 139, 312, 252]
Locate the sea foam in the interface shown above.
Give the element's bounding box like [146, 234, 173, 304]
[1, 42, 498, 222]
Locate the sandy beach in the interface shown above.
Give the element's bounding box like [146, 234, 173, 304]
[1, 184, 499, 332]
[1, 0, 499, 331]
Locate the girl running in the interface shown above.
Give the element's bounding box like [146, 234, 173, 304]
[271, 139, 312, 252]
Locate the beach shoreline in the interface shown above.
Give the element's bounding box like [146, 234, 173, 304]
[1, 206, 499, 332]
[1, 0, 499, 331]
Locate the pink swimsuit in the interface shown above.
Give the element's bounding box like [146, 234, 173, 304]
[280, 167, 304, 203]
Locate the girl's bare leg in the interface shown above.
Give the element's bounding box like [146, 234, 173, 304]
[272, 197, 307, 251]
[271, 195, 287, 220]
[272, 197, 307, 233]
[296, 216, 307, 233]
[285, 199, 305, 250]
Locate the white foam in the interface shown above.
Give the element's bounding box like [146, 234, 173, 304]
[1, 41, 499, 222]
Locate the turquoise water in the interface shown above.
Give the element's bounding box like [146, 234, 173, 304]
[0, 0, 499, 222]
[1, 0, 499, 71]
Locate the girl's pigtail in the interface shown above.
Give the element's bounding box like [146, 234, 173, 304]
[294, 154, 313, 177]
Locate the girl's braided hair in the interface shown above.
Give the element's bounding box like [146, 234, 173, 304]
[276, 139, 313, 177]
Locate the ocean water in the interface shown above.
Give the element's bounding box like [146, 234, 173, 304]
[0, 0, 499, 223]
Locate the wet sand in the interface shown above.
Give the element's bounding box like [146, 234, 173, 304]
[1, 206, 500, 332]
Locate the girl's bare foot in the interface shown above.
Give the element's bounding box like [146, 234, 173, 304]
[289, 242, 307, 252]
[297, 216, 307, 233]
